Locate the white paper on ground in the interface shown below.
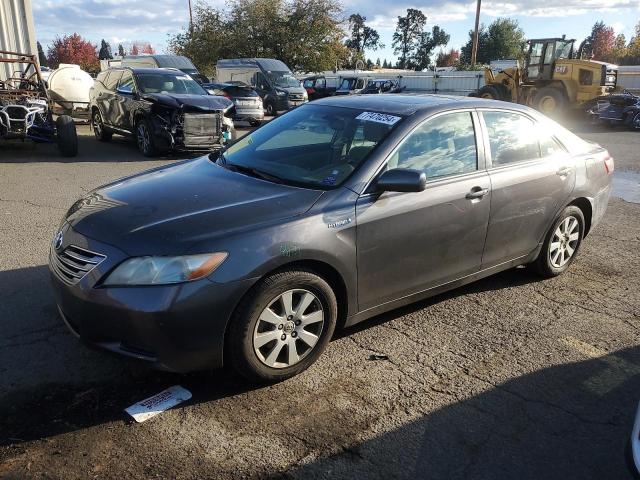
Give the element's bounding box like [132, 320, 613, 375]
[125, 385, 192, 423]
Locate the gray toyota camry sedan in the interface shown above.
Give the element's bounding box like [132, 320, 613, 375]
[50, 95, 612, 382]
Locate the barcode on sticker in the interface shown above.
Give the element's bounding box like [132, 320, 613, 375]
[125, 385, 192, 423]
[355, 111, 401, 125]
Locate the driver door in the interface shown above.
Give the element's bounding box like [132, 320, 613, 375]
[355, 111, 491, 311]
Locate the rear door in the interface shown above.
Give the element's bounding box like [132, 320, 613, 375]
[112, 71, 136, 132]
[355, 110, 491, 311]
[103, 70, 123, 126]
[479, 109, 576, 268]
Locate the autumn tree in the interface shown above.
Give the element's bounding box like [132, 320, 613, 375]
[436, 48, 460, 67]
[141, 43, 155, 54]
[98, 39, 113, 60]
[130, 44, 139, 55]
[46, 33, 99, 73]
[578, 21, 615, 61]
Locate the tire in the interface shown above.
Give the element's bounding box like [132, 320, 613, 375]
[477, 85, 501, 100]
[265, 101, 277, 117]
[92, 109, 112, 141]
[533, 206, 585, 278]
[135, 118, 157, 157]
[227, 269, 338, 383]
[56, 115, 78, 157]
[533, 87, 567, 116]
[627, 111, 640, 130]
[249, 119, 261, 127]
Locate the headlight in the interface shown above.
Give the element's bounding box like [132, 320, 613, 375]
[276, 90, 286, 96]
[103, 252, 228, 286]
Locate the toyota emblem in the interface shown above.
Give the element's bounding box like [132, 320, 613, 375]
[53, 230, 64, 250]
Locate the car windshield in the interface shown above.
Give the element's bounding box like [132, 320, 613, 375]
[268, 71, 300, 88]
[220, 104, 402, 189]
[136, 72, 207, 95]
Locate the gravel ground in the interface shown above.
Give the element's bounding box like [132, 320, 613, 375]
[0, 120, 639, 480]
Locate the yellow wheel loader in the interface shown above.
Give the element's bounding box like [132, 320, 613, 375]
[473, 37, 618, 116]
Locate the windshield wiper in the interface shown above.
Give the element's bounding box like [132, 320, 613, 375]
[223, 162, 284, 184]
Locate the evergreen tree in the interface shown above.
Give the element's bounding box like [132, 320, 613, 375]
[98, 39, 113, 60]
[37, 41, 48, 67]
[117, 44, 125, 57]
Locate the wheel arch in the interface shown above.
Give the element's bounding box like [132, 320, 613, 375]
[568, 197, 593, 237]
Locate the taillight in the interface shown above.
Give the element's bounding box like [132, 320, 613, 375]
[604, 154, 614, 174]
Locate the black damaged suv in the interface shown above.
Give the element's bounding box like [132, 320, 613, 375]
[89, 67, 236, 157]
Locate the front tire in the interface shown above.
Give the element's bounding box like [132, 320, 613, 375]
[227, 269, 338, 383]
[92, 109, 112, 141]
[533, 87, 567, 116]
[477, 85, 502, 100]
[135, 118, 157, 157]
[56, 115, 78, 157]
[533, 206, 585, 278]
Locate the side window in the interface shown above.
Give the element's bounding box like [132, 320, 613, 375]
[105, 71, 122, 91]
[254, 72, 268, 90]
[390, 112, 477, 179]
[303, 79, 313, 88]
[316, 78, 326, 89]
[482, 111, 540, 165]
[538, 130, 566, 157]
[118, 72, 135, 94]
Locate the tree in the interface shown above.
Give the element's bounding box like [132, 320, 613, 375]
[117, 44, 125, 56]
[436, 48, 460, 67]
[578, 21, 616, 62]
[375, 57, 381, 68]
[98, 39, 113, 60]
[460, 18, 525, 65]
[46, 33, 99, 73]
[412, 25, 449, 70]
[382, 58, 389, 68]
[36, 41, 48, 67]
[168, 0, 348, 74]
[130, 44, 139, 55]
[392, 8, 427, 69]
[345, 14, 382, 55]
[141, 43, 155, 54]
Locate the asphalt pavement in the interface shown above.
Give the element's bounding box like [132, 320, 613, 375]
[0, 119, 639, 480]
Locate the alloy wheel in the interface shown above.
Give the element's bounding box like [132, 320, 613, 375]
[93, 112, 103, 137]
[253, 289, 324, 369]
[549, 216, 580, 268]
[633, 112, 640, 129]
[137, 123, 150, 153]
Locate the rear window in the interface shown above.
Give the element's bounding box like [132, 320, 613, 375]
[226, 86, 258, 97]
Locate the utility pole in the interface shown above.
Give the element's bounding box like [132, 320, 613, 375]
[188, 0, 194, 35]
[471, 0, 481, 66]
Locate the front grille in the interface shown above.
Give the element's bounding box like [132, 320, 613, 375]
[50, 245, 106, 285]
[182, 113, 221, 146]
[288, 93, 304, 101]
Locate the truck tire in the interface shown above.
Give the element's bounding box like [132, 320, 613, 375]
[533, 87, 567, 116]
[56, 115, 78, 157]
[477, 85, 502, 100]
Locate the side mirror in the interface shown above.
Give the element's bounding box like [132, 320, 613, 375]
[116, 87, 132, 95]
[376, 168, 427, 193]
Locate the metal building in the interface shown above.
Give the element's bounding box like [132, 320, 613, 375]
[1, 0, 37, 79]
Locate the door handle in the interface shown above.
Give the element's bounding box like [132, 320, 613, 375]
[465, 187, 490, 200]
[556, 166, 572, 176]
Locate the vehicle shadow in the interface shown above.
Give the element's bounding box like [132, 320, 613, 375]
[278, 345, 640, 480]
[1, 264, 541, 448]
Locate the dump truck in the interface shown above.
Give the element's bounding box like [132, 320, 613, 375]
[472, 37, 618, 116]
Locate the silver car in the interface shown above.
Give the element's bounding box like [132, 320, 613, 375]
[208, 82, 264, 126]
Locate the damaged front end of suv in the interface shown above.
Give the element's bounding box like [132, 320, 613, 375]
[144, 95, 236, 154]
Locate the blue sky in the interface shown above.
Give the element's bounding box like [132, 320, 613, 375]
[33, 0, 640, 63]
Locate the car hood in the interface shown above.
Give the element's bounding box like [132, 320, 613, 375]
[141, 93, 233, 112]
[66, 157, 323, 256]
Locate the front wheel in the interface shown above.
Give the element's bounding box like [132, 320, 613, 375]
[533, 206, 585, 278]
[135, 118, 157, 157]
[227, 269, 337, 383]
[627, 111, 640, 130]
[265, 101, 277, 117]
[56, 115, 78, 157]
[92, 109, 112, 141]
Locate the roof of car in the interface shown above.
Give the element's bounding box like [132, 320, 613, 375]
[312, 93, 532, 116]
[108, 67, 187, 75]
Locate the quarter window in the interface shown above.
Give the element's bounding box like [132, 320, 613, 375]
[118, 72, 135, 94]
[105, 71, 123, 91]
[482, 111, 540, 165]
[389, 112, 477, 179]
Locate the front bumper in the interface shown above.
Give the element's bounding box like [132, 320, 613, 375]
[276, 97, 307, 111]
[49, 225, 255, 372]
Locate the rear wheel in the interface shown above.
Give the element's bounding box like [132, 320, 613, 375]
[533, 206, 585, 278]
[135, 118, 157, 157]
[56, 115, 78, 157]
[265, 101, 277, 117]
[227, 269, 337, 383]
[533, 87, 567, 116]
[628, 111, 640, 130]
[92, 109, 112, 141]
[249, 119, 261, 127]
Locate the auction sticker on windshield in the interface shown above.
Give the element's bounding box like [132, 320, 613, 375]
[356, 111, 401, 125]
